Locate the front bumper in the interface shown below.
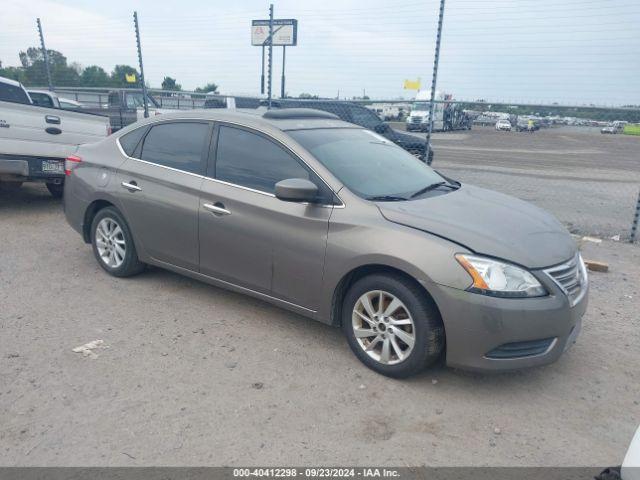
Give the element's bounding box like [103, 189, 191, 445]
[431, 277, 588, 372]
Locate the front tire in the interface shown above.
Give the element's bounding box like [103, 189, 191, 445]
[90, 207, 145, 277]
[342, 273, 445, 378]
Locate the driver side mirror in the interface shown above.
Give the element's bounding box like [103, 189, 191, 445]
[275, 178, 319, 203]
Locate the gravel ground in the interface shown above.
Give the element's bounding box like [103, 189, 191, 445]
[404, 126, 640, 239]
[0, 182, 639, 467]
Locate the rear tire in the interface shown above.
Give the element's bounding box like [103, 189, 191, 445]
[46, 182, 64, 198]
[90, 207, 145, 277]
[342, 273, 445, 378]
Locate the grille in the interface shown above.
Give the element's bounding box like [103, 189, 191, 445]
[544, 255, 587, 307]
[410, 116, 423, 123]
[486, 338, 555, 359]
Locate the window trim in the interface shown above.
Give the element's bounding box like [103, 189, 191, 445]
[115, 117, 344, 208]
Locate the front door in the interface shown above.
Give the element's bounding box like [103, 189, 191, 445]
[198, 124, 334, 311]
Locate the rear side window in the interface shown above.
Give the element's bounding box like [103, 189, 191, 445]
[214, 125, 310, 194]
[118, 127, 147, 156]
[140, 122, 209, 174]
[0, 82, 31, 104]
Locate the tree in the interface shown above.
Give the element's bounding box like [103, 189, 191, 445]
[194, 82, 219, 94]
[16, 47, 80, 86]
[0, 63, 27, 83]
[298, 92, 319, 99]
[161, 76, 181, 91]
[80, 65, 110, 87]
[110, 65, 140, 88]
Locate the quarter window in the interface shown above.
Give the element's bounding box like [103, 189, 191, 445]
[140, 122, 209, 174]
[119, 127, 148, 156]
[215, 125, 310, 194]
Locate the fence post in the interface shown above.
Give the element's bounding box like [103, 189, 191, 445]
[36, 18, 53, 91]
[425, 0, 446, 166]
[133, 11, 149, 118]
[631, 188, 640, 243]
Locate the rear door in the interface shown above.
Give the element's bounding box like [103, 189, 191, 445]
[198, 124, 334, 311]
[116, 121, 211, 271]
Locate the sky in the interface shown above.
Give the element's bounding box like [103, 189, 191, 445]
[1, 0, 639, 105]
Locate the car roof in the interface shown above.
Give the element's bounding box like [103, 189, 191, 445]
[124, 108, 359, 134]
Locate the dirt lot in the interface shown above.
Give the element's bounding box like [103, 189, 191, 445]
[412, 126, 640, 239]
[0, 181, 639, 467]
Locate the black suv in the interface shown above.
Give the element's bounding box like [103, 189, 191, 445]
[265, 99, 433, 163]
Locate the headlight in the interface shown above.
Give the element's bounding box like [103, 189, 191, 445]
[455, 254, 547, 298]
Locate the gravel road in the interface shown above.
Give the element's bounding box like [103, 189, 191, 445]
[407, 126, 640, 239]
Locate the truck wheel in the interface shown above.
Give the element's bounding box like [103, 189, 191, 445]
[91, 207, 145, 277]
[46, 182, 64, 198]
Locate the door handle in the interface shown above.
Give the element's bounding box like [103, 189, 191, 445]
[203, 202, 231, 216]
[121, 181, 142, 192]
[45, 115, 60, 124]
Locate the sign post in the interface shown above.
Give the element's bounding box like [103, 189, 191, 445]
[252, 16, 297, 104]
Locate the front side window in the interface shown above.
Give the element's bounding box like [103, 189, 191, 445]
[140, 122, 209, 174]
[288, 128, 446, 199]
[215, 125, 310, 194]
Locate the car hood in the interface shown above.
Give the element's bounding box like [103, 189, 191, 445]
[377, 184, 576, 269]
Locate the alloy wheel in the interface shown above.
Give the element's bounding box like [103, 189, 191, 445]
[95, 217, 126, 268]
[352, 290, 415, 365]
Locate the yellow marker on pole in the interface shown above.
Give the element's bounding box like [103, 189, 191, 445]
[403, 78, 421, 90]
[125, 73, 137, 83]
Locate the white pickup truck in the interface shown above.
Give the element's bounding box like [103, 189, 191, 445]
[0, 76, 110, 197]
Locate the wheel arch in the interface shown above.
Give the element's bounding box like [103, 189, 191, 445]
[329, 263, 444, 330]
[82, 199, 117, 243]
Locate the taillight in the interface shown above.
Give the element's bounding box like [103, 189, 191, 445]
[107, 125, 112, 136]
[65, 155, 82, 176]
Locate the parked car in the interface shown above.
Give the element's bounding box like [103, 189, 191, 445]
[267, 99, 433, 162]
[515, 118, 540, 132]
[595, 424, 640, 480]
[0, 76, 110, 197]
[601, 125, 617, 134]
[64, 109, 588, 378]
[495, 119, 512, 131]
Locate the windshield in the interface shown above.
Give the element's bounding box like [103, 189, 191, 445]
[288, 128, 447, 199]
[412, 102, 430, 111]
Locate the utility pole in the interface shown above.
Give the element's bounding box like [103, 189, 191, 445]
[281, 46, 286, 98]
[36, 18, 53, 91]
[425, 0, 446, 166]
[267, 4, 274, 108]
[261, 45, 265, 94]
[133, 11, 149, 118]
